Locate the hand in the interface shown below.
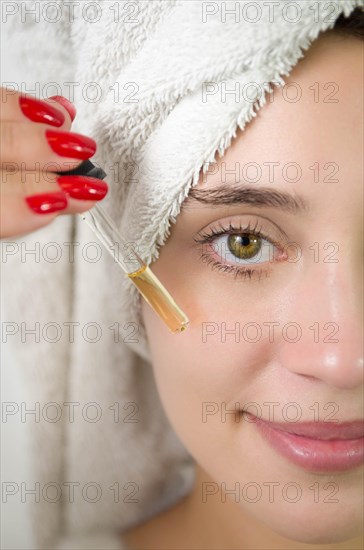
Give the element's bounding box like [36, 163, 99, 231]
[0, 87, 108, 238]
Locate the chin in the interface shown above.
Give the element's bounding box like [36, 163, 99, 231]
[279, 529, 361, 546]
[264, 508, 363, 546]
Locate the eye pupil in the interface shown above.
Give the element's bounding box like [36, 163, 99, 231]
[227, 233, 262, 260]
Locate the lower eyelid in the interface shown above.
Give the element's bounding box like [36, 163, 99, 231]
[200, 253, 271, 282]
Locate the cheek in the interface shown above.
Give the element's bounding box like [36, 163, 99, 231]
[141, 243, 289, 445]
[140, 284, 273, 461]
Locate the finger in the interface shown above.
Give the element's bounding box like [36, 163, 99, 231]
[1, 167, 66, 238]
[1, 188, 66, 239]
[0, 87, 75, 130]
[55, 175, 109, 214]
[0, 121, 97, 172]
[47, 95, 77, 124]
[1, 169, 109, 239]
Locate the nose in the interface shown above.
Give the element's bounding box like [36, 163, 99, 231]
[276, 258, 363, 390]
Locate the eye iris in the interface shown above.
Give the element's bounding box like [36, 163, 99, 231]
[227, 233, 262, 260]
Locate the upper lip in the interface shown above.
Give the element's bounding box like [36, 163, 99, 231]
[245, 413, 364, 440]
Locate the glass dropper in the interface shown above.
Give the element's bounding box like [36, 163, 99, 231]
[56, 160, 189, 334]
[80, 203, 189, 333]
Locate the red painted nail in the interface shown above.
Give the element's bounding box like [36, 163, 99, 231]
[48, 95, 77, 122]
[25, 192, 68, 214]
[57, 175, 108, 201]
[19, 95, 65, 127]
[46, 129, 97, 160]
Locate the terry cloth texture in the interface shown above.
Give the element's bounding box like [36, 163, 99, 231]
[1, 1, 362, 548]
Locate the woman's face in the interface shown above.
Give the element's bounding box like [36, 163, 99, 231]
[141, 32, 363, 544]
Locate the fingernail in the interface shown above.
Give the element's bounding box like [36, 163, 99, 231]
[57, 175, 108, 201]
[48, 95, 77, 122]
[46, 129, 97, 160]
[25, 191, 68, 214]
[19, 95, 65, 127]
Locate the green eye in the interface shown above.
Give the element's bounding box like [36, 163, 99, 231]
[227, 233, 262, 260]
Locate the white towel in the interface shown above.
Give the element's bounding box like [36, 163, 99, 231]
[1, 1, 361, 548]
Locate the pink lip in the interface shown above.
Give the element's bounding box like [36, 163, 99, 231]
[245, 413, 364, 473]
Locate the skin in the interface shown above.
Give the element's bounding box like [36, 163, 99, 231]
[122, 32, 364, 550]
[0, 89, 106, 238]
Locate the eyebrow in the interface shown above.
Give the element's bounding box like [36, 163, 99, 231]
[182, 185, 309, 214]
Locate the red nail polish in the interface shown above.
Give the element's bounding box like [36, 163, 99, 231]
[25, 192, 68, 214]
[19, 95, 65, 127]
[46, 129, 97, 160]
[57, 175, 108, 201]
[48, 95, 77, 122]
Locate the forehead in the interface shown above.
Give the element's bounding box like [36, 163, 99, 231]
[197, 33, 363, 192]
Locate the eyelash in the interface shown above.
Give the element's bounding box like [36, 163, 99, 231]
[193, 219, 284, 281]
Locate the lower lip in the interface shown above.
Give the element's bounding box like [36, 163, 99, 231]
[251, 417, 364, 473]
